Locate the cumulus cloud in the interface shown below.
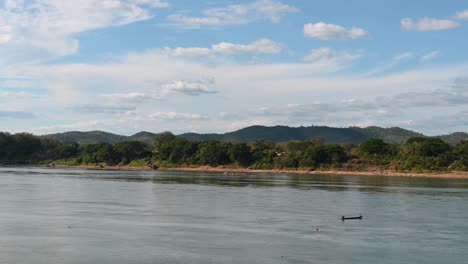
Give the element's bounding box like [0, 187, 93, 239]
[401, 17, 459, 31]
[213, 76, 468, 132]
[250, 0, 299, 23]
[164, 38, 282, 58]
[160, 79, 218, 96]
[164, 47, 212, 58]
[454, 10, 468, 20]
[148, 112, 209, 120]
[303, 22, 368, 40]
[303, 48, 361, 63]
[212, 38, 281, 55]
[0, 0, 166, 63]
[303, 48, 332, 61]
[167, 0, 298, 28]
[13, 42, 468, 135]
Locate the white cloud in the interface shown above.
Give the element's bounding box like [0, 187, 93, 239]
[9, 42, 468, 135]
[149, 112, 209, 120]
[420, 51, 440, 62]
[303, 48, 332, 61]
[0, 110, 36, 119]
[160, 79, 218, 96]
[4, 0, 24, 10]
[454, 9, 468, 20]
[303, 48, 361, 67]
[33, 120, 108, 134]
[100, 92, 151, 103]
[303, 22, 368, 40]
[67, 105, 136, 114]
[401, 17, 459, 31]
[212, 38, 282, 55]
[0, 25, 11, 44]
[167, 0, 298, 28]
[132, 0, 169, 8]
[250, 0, 299, 23]
[163, 38, 282, 57]
[164, 47, 213, 57]
[365, 51, 441, 77]
[98, 79, 219, 103]
[0, 91, 34, 98]
[0, 0, 165, 63]
[393, 52, 414, 62]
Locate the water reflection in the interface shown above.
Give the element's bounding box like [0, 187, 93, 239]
[0, 167, 467, 264]
[146, 171, 468, 197]
[1, 167, 467, 196]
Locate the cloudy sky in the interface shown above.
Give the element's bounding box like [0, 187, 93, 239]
[1, 0, 468, 136]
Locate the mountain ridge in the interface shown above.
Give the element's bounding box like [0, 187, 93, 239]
[40, 125, 468, 145]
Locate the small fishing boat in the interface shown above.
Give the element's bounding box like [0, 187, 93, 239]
[341, 215, 363, 221]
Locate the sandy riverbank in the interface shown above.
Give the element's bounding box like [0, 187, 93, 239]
[48, 164, 468, 179]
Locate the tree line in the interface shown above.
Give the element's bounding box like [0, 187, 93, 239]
[1, 131, 468, 172]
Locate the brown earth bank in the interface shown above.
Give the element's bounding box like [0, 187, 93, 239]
[47, 164, 468, 179]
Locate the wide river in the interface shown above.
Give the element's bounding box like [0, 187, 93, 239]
[0, 167, 467, 264]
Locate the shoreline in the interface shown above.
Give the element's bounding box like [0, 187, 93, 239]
[47, 164, 468, 179]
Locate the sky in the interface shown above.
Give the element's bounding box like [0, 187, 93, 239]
[0, 0, 468, 136]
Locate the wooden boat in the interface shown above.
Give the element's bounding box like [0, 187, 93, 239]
[341, 215, 363, 221]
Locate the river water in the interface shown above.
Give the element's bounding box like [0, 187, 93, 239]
[0, 167, 467, 264]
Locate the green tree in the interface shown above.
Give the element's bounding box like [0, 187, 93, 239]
[359, 138, 389, 155]
[114, 141, 151, 164]
[80, 142, 117, 164]
[403, 137, 451, 157]
[196, 141, 230, 166]
[152, 131, 176, 153]
[228, 143, 253, 167]
[300, 145, 347, 168]
[156, 138, 198, 164]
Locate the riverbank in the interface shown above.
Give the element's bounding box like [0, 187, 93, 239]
[47, 164, 468, 179]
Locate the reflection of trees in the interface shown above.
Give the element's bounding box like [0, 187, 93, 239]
[151, 174, 278, 187]
[86, 171, 467, 196]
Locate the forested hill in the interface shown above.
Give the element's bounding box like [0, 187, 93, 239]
[42, 125, 467, 145]
[436, 132, 468, 145]
[179, 125, 423, 144]
[41, 131, 158, 145]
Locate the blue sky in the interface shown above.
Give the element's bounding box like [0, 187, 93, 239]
[0, 0, 468, 135]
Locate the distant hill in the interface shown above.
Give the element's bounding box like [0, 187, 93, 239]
[41, 125, 467, 145]
[436, 132, 468, 145]
[180, 125, 368, 144]
[179, 125, 422, 144]
[127, 131, 157, 144]
[41, 131, 156, 145]
[41, 131, 127, 145]
[351, 126, 424, 144]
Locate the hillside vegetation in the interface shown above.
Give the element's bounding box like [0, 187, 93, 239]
[2, 131, 468, 173]
[42, 125, 466, 145]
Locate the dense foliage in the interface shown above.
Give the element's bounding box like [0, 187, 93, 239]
[42, 125, 468, 145]
[2, 131, 468, 172]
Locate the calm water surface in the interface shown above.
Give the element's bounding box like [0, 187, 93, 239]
[0, 167, 467, 264]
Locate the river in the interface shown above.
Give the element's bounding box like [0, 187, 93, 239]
[0, 167, 467, 263]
